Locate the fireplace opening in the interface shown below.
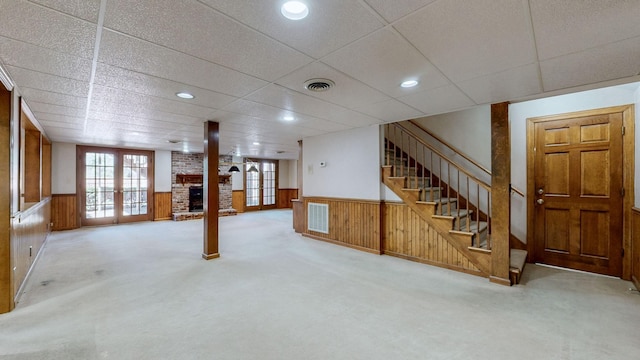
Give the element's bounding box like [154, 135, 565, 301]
[189, 186, 203, 212]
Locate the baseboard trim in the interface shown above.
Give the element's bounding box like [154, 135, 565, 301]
[383, 250, 485, 278]
[202, 253, 220, 260]
[490, 275, 512, 286]
[302, 233, 382, 255]
[154, 217, 172, 221]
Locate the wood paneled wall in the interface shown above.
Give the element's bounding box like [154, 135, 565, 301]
[382, 202, 481, 276]
[11, 198, 50, 304]
[302, 197, 381, 254]
[0, 87, 12, 313]
[154, 192, 172, 220]
[51, 194, 78, 231]
[292, 199, 303, 233]
[232, 190, 244, 213]
[632, 208, 640, 290]
[278, 188, 298, 209]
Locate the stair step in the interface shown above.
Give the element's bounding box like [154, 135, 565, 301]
[509, 249, 528, 285]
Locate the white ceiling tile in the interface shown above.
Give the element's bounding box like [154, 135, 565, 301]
[6, 66, 89, 96]
[0, 1, 96, 58]
[103, 0, 312, 81]
[0, 37, 92, 81]
[276, 62, 390, 109]
[322, 28, 449, 98]
[530, 0, 640, 60]
[398, 85, 475, 115]
[351, 98, 424, 122]
[540, 36, 640, 92]
[29, 0, 102, 22]
[457, 63, 542, 104]
[26, 101, 85, 118]
[20, 87, 86, 109]
[363, 0, 438, 23]
[394, 0, 536, 82]
[98, 30, 268, 98]
[198, 0, 384, 58]
[94, 64, 237, 110]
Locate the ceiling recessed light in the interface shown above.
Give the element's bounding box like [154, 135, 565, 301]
[167, 139, 182, 144]
[281, 1, 308, 20]
[253, 142, 260, 146]
[176, 92, 195, 99]
[401, 80, 419, 88]
[283, 115, 295, 121]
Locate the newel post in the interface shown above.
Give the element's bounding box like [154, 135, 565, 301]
[490, 102, 511, 285]
[203, 121, 220, 260]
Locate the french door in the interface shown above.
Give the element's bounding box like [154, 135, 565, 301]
[245, 159, 278, 211]
[78, 146, 154, 226]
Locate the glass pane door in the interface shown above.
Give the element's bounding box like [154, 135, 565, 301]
[79, 147, 153, 226]
[120, 153, 149, 222]
[245, 159, 277, 211]
[83, 151, 117, 225]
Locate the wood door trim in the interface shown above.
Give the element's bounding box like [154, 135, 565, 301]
[526, 105, 634, 279]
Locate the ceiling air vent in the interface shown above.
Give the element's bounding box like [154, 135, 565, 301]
[304, 78, 335, 92]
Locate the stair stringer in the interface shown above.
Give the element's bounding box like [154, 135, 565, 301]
[383, 166, 492, 276]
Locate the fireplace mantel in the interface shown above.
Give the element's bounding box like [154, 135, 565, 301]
[176, 173, 231, 184]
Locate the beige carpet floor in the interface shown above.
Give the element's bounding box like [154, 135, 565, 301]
[1, 209, 639, 359]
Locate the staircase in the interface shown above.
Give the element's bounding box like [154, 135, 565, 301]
[383, 122, 526, 284]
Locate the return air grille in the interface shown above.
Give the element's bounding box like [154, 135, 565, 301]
[304, 78, 334, 92]
[308, 203, 329, 234]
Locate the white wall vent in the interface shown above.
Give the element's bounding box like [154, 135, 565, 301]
[308, 203, 329, 234]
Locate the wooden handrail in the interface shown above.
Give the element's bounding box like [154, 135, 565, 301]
[390, 123, 492, 191]
[408, 120, 492, 176]
[510, 185, 525, 197]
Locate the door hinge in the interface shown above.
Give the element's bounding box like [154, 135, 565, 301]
[622, 126, 625, 135]
[622, 248, 625, 257]
[621, 188, 625, 197]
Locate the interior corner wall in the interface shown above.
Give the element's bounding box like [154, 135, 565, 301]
[51, 142, 76, 194]
[278, 159, 290, 188]
[509, 84, 639, 242]
[635, 86, 640, 207]
[303, 125, 381, 200]
[154, 150, 172, 192]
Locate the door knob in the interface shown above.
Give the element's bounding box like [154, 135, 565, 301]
[536, 198, 544, 205]
[537, 188, 544, 195]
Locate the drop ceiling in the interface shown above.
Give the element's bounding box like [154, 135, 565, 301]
[1, 0, 639, 158]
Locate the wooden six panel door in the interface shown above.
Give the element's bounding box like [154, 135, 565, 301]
[533, 112, 623, 276]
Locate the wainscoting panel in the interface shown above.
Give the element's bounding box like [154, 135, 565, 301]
[382, 202, 480, 275]
[277, 188, 298, 209]
[302, 197, 381, 254]
[154, 192, 172, 221]
[632, 208, 640, 290]
[232, 190, 244, 213]
[11, 198, 51, 303]
[51, 194, 78, 231]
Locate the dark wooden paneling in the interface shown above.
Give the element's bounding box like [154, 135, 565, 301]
[292, 199, 303, 233]
[632, 208, 640, 290]
[154, 192, 172, 221]
[303, 197, 381, 254]
[11, 199, 50, 304]
[382, 202, 481, 275]
[278, 188, 298, 209]
[0, 88, 12, 313]
[232, 190, 244, 213]
[51, 194, 78, 231]
[23, 129, 41, 204]
[41, 141, 51, 197]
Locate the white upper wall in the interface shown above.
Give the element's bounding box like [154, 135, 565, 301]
[51, 142, 76, 194]
[155, 150, 172, 192]
[278, 159, 298, 189]
[509, 83, 639, 242]
[412, 105, 491, 170]
[303, 125, 380, 200]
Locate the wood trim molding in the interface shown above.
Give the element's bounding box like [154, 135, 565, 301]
[631, 207, 640, 289]
[0, 63, 14, 91]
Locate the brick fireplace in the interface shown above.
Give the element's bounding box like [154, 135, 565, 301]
[171, 152, 235, 220]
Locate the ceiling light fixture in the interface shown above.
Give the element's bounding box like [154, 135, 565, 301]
[283, 115, 295, 121]
[253, 142, 260, 145]
[281, 1, 309, 20]
[228, 165, 240, 173]
[401, 80, 419, 88]
[176, 92, 195, 99]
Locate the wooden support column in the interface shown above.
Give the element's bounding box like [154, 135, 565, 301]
[202, 121, 220, 260]
[0, 89, 12, 312]
[490, 102, 511, 286]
